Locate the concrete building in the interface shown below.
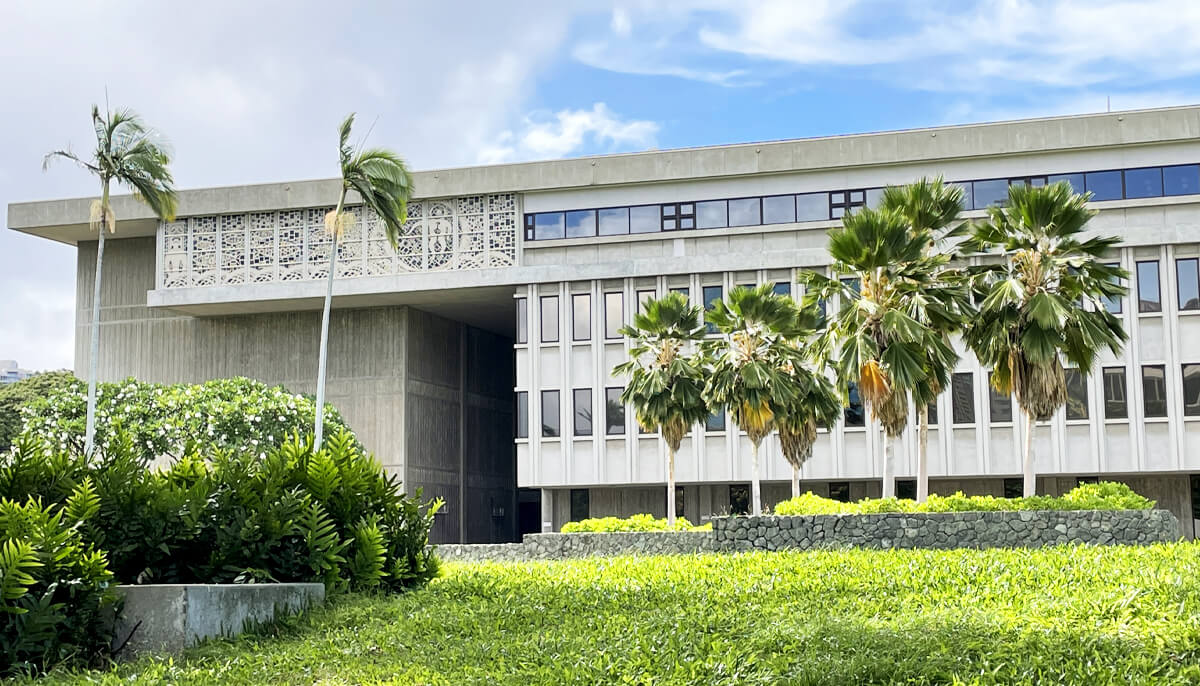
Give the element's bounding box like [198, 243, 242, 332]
[0, 360, 33, 385]
[9, 106, 1200, 542]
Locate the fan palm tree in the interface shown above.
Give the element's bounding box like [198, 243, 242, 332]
[44, 105, 178, 457]
[962, 182, 1127, 496]
[881, 177, 973, 501]
[703, 285, 803, 514]
[801, 207, 958, 499]
[614, 292, 709, 526]
[313, 114, 415, 448]
[775, 351, 842, 499]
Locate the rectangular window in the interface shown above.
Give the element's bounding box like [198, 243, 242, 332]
[1103, 262, 1122, 314]
[762, 195, 796, 224]
[1047, 173, 1085, 195]
[515, 298, 528, 344]
[533, 212, 565, 240]
[972, 179, 1009, 208]
[1065, 369, 1089, 420]
[927, 401, 938, 426]
[541, 390, 560, 438]
[604, 292, 623, 339]
[671, 286, 690, 299]
[896, 479, 916, 500]
[571, 293, 591, 341]
[729, 485, 750, 515]
[703, 285, 723, 334]
[1183, 364, 1200, 417]
[675, 486, 685, 519]
[988, 373, 1013, 423]
[570, 488, 589, 522]
[1124, 167, 1163, 199]
[1085, 170, 1124, 201]
[1003, 478, 1023, 499]
[845, 382, 865, 427]
[565, 210, 596, 238]
[515, 391, 528, 439]
[637, 289, 656, 315]
[706, 408, 726, 432]
[830, 189, 866, 218]
[949, 181, 973, 211]
[660, 202, 695, 231]
[1142, 365, 1168, 418]
[1178, 258, 1200, 311]
[1137, 261, 1162, 313]
[629, 205, 660, 234]
[952, 372, 976, 424]
[539, 295, 559, 343]
[605, 387, 625, 435]
[1192, 475, 1200, 521]
[773, 281, 791, 297]
[696, 200, 728, 229]
[598, 207, 629, 236]
[573, 388, 593, 436]
[1103, 367, 1128, 419]
[1163, 164, 1200, 196]
[728, 198, 761, 227]
[796, 193, 828, 221]
[828, 482, 850, 503]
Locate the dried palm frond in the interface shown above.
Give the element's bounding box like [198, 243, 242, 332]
[740, 399, 774, 444]
[89, 199, 115, 234]
[324, 210, 356, 240]
[1017, 356, 1067, 418]
[874, 386, 909, 438]
[779, 417, 817, 471]
[858, 359, 891, 408]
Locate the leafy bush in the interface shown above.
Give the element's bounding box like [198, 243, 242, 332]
[561, 514, 711, 532]
[0, 429, 439, 593]
[773, 481, 1154, 516]
[0, 493, 116, 676]
[0, 371, 75, 454]
[17, 376, 357, 459]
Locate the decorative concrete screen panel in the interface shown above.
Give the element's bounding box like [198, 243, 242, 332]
[158, 194, 518, 288]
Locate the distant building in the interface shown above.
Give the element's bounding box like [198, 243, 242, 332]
[0, 361, 33, 385]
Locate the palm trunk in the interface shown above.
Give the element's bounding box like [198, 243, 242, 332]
[916, 403, 929, 502]
[750, 440, 762, 515]
[1023, 409, 1036, 497]
[313, 189, 347, 449]
[666, 446, 676, 527]
[84, 181, 109, 458]
[791, 465, 801, 499]
[880, 425, 894, 499]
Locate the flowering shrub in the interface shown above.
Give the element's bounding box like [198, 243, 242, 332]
[17, 376, 357, 458]
[0, 371, 75, 453]
[561, 514, 711, 532]
[773, 482, 1154, 516]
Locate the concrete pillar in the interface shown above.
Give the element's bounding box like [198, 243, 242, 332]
[540, 488, 555, 532]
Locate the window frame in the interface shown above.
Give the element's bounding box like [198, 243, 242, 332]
[541, 389, 561, 438]
[1102, 366, 1129, 420]
[515, 391, 529, 439]
[604, 387, 625, 436]
[1177, 257, 1200, 312]
[571, 293, 591, 341]
[1136, 260, 1162, 314]
[515, 297, 528, 344]
[1182, 363, 1200, 418]
[572, 388, 593, 437]
[603, 291, 624, 340]
[1141, 365, 1168, 419]
[951, 372, 977, 425]
[539, 295, 559, 343]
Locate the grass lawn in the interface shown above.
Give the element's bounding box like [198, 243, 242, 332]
[28, 544, 1200, 685]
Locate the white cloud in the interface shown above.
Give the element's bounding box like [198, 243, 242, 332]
[479, 103, 659, 164]
[611, 7, 632, 36]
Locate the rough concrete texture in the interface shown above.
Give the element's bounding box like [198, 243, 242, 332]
[112, 583, 325, 659]
[437, 531, 719, 562]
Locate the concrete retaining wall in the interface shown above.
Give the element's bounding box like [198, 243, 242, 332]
[112, 583, 325, 658]
[437, 531, 718, 562]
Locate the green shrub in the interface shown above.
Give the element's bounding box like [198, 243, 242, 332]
[773, 481, 1154, 516]
[0, 371, 75, 454]
[561, 514, 711, 532]
[0, 493, 116, 676]
[17, 376, 357, 459]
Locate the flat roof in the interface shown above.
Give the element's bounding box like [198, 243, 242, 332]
[9, 104, 1200, 245]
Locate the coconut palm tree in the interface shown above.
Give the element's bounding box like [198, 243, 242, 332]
[313, 114, 415, 448]
[44, 105, 178, 457]
[801, 207, 957, 499]
[703, 285, 803, 514]
[962, 182, 1127, 496]
[614, 292, 709, 526]
[881, 177, 973, 502]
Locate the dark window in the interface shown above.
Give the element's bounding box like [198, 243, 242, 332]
[896, 479, 916, 500]
[540, 296, 559, 343]
[830, 190, 866, 218]
[1009, 176, 1047, 188]
[604, 292, 623, 339]
[845, 382, 865, 427]
[927, 401, 938, 425]
[728, 198, 761, 227]
[533, 212, 565, 240]
[660, 202, 695, 231]
[523, 214, 534, 240]
[1191, 475, 1200, 520]
[1182, 364, 1200, 417]
[952, 372, 976, 424]
[605, 387, 625, 435]
[1103, 262, 1122, 314]
[841, 277, 861, 299]
[1047, 173, 1085, 195]
[1177, 258, 1200, 311]
[729, 485, 750, 515]
[515, 298, 528, 344]
[570, 489, 589, 522]
[762, 195, 796, 224]
[1103, 367, 1128, 419]
[796, 193, 828, 221]
[598, 207, 629, 236]
[1076, 475, 1099, 486]
[706, 408, 726, 432]
[629, 205, 660, 234]
[1142, 365, 1168, 418]
[675, 486, 685, 519]
[541, 390, 560, 438]
[565, 210, 596, 238]
[573, 389, 592, 436]
[696, 200, 728, 229]
[1137, 261, 1162, 313]
[1124, 167, 1163, 199]
[515, 391, 528, 439]
[572, 293, 591, 341]
[829, 482, 850, 503]
[1163, 165, 1200, 196]
[1065, 369, 1089, 420]
[949, 181, 974, 210]
[973, 179, 1009, 208]
[1085, 170, 1123, 201]
[703, 285, 723, 334]
[671, 286, 690, 299]
[637, 289, 656, 315]
[988, 373, 1013, 423]
[1003, 478, 1023, 499]
[773, 281, 791, 297]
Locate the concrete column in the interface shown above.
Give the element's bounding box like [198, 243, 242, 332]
[540, 488, 555, 532]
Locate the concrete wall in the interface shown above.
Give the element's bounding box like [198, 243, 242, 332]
[76, 237, 516, 543]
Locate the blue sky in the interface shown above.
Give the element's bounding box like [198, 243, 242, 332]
[3, 0, 1200, 370]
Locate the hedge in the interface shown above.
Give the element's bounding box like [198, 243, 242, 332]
[561, 514, 711, 533]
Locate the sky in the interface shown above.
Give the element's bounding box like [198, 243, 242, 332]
[3, 0, 1200, 372]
